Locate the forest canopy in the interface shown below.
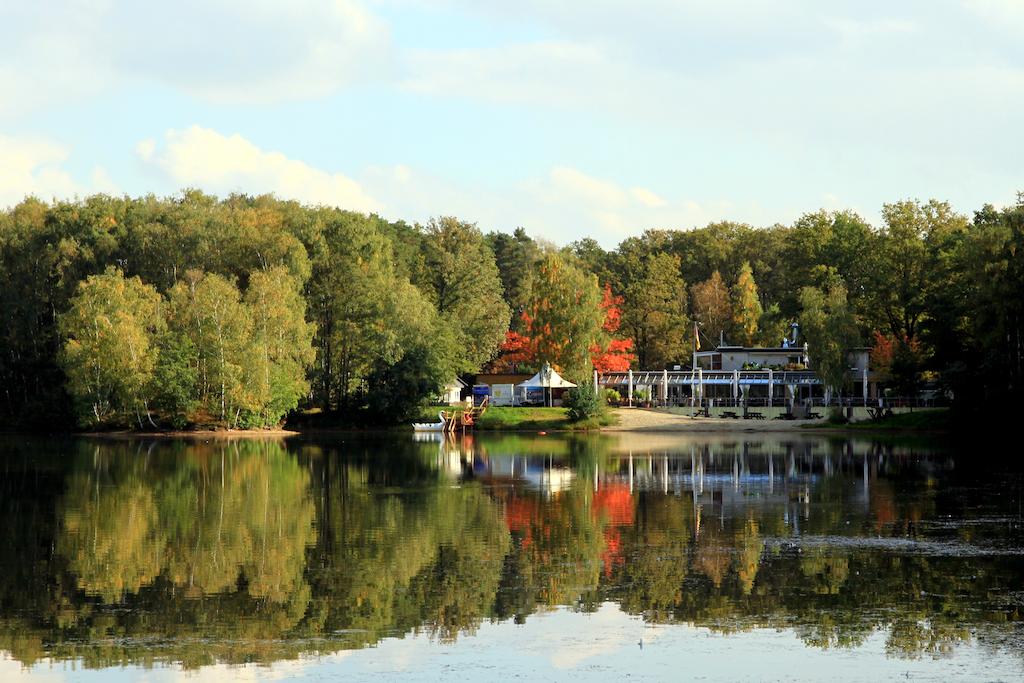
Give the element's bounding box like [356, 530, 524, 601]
[0, 191, 1021, 429]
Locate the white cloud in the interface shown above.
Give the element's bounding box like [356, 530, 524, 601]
[0, 0, 389, 115]
[112, 0, 391, 104]
[0, 135, 120, 207]
[363, 162, 717, 247]
[0, 136, 79, 206]
[139, 126, 380, 213]
[528, 166, 718, 244]
[630, 187, 668, 209]
[548, 166, 629, 208]
[962, 0, 1024, 30]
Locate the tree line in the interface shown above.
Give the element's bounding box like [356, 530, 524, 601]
[1, 191, 1021, 428]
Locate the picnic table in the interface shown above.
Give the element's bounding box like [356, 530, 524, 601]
[807, 411, 822, 420]
[774, 412, 795, 420]
[721, 411, 739, 419]
[695, 407, 710, 417]
[867, 406, 893, 420]
[745, 411, 765, 420]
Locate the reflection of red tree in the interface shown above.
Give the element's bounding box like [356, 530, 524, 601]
[870, 482, 897, 533]
[593, 485, 634, 526]
[593, 485, 634, 576]
[505, 497, 537, 548]
[601, 529, 622, 577]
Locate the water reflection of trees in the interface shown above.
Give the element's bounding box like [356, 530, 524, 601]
[0, 434, 1021, 669]
[303, 442, 510, 645]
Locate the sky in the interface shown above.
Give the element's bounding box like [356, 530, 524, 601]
[1, 0, 1022, 246]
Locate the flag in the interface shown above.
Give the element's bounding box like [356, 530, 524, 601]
[694, 322, 701, 351]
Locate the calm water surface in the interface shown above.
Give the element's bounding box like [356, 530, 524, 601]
[0, 432, 1022, 681]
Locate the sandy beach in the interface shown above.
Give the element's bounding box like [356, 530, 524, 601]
[606, 407, 822, 432]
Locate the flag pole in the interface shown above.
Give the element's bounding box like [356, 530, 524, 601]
[692, 321, 701, 417]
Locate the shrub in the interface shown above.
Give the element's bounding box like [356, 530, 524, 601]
[564, 383, 604, 422]
[826, 408, 849, 424]
[603, 388, 621, 405]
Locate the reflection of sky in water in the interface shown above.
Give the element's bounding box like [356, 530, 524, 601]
[5, 604, 1022, 681]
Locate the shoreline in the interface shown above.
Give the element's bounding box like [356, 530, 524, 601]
[77, 428, 299, 440]
[15, 407, 950, 439]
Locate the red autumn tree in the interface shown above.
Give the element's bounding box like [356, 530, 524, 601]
[491, 316, 537, 373]
[488, 254, 634, 377]
[590, 284, 636, 372]
[491, 282, 635, 374]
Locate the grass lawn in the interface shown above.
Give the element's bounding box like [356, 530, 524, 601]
[414, 406, 616, 431]
[804, 408, 950, 431]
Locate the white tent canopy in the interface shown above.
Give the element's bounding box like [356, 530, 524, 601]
[516, 363, 577, 406]
[516, 363, 577, 389]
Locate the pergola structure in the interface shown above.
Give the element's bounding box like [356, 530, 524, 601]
[598, 367, 875, 408]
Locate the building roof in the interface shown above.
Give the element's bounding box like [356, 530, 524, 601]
[516, 363, 577, 389]
[474, 373, 533, 386]
[601, 370, 822, 385]
[704, 346, 805, 353]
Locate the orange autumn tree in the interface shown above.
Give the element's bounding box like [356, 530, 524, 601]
[870, 330, 895, 382]
[490, 253, 633, 379]
[590, 284, 636, 372]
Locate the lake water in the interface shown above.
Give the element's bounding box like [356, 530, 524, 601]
[1, 432, 1022, 681]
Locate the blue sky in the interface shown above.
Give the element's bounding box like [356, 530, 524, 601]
[2, 0, 1022, 246]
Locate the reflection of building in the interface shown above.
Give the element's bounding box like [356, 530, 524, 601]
[525, 467, 574, 493]
[473, 455, 574, 494]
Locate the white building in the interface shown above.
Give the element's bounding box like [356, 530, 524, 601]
[440, 377, 468, 405]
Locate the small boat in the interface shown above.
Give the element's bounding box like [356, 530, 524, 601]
[412, 411, 448, 432]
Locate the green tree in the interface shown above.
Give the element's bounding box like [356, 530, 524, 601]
[151, 331, 198, 428]
[622, 252, 689, 368]
[415, 217, 511, 372]
[244, 267, 316, 427]
[566, 237, 617, 290]
[304, 212, 402, 409]
[731, 261, 762, 346]
[167, 271, 252, 424]
[486, 227, 541, 321]
[563, 382, 603, 422]
[868, 200, 968, 346]
[784, 210, 874, 316]
[521, 252, 605, 381]
[799, 273, 860, 399]
[943, 199, 1024, 403]
[691, 271, 732, 347]
[58, 268, 165, 427]
[757, 303, 790, 348]
[366, 280, 460, 422]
